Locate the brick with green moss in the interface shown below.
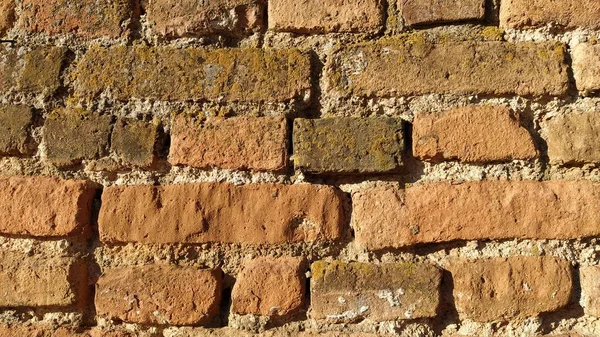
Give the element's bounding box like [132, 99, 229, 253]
[293, 117, 404, 174]
[0, 46, 66, 95]
[111, 118, 158, 168]
[0, 105, 35, 155]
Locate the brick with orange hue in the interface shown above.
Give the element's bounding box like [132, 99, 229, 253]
[401, 0, 485, 26]
[413, 106, 537, 163]
[169, 116, 288, 172]
[449, 256, 573, 321]
[96, 265, 222, 325]
[544, 111, 600, 165]
[0, 0, 15, 36]
[98, 182, 344, 244]
[19, 0, 134, 39]
[500, 0, 600, 29]
[353, 181, 600, 250]
[0, 176, 96, 238]
[268, 0, 383, 33]
[581, 266, 600, 317]
[232, 257, 306, 316]
[572, 43, 600, 92]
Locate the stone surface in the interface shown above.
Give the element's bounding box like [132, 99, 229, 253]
[0, 0, 15, 36]
[268, 0, 383, 33]
[99, 182, 344, 244]
[293, 118, 404, 174]
[449, 256, 573, 322]
[96, 265, 222, 325]
[413, 106, 537, 163]
[572, 43, 600, 92]
[353, 181, 600, 250]
[165, 328, 380, 337]
[43, 109, 112, 167]
[310, 261, 442, 322]
[500, 0, 600, 29]
[0, 46, 66, 95]
[169, 116, 288, 172]
[145, 0, 264, 37]
[0, 251, 87, 307]
[111, 118, 157, 168]
[73, 46, 311, 103]
[232, 257, 305, 316]
[544, 111, 600, 165]
[402, 0, 485, 26]
[0, 105, 35, 156]
[326, 38, 569, 97]
[0, 175, 96, 238]
[581, 266, 600, 317]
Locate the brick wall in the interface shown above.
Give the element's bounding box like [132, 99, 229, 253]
[0, 0, 599, 336]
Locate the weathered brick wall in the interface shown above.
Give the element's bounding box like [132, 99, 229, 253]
[0, 0, 599, 336]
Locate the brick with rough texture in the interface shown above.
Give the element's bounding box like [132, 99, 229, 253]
[353, 181, 600, 250]
[0, 0, 15, 36]
[310, 261, 441, 322]
[0, 46, 66, 95]
[99, 182, 344, 244]
[572, 43, 600, 92]
[449, 256, 573, 321]
[413, 106, 537, 163]
[327, 38, 569, 97]
[19, 0, 133, 39]
[96, 265, 221, 325]
[169, 116, 287, 172]
[293, 118, 404, 174]
[232, 257, 305, 316]
[268, 0, 383, 33]
[0, 176, 95, 238]
[73, 46, 311, 103]
[544, 112, 600, 165]
[167, 328, 380, 337]
[581, 266, 600, 317]
[0, 105, 35, 156]
[0, 251, 87, 307]
[0, 325, 134, 337]
[44, 110, 112, 167]
[402, 0, 485, 26]
[145, 0, 264, 37]
[500, 0, 600, 29]
[111, 118, 157, 168]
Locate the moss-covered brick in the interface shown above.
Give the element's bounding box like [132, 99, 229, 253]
[0, 46, 66, 95]
[0, 105, 35, 156]
[72, 45, 312, 103]
[43, 109, 112, 168]
[111, 118, 158, 168]
[293, 117, 404, 174]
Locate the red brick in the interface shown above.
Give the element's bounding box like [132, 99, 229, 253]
[99, 183, 344, 244]
[500, 0, 600, 29]
[353, 181, 600, 250]
[169, 116, 288, 172]
[268, 0, 383, 33]
[413, 106, 537, 163]
[0, 176, 95, 238]
[544, 111, 600, 165]
[572, 43, 600, 92]
[449, 256, 573, 321]
[0, 251, 88, 308]
[232, 257, 305, 316]
[0, 0, 15, 36]
[401, 0, 485, 26]
[96, 265, 222, 325]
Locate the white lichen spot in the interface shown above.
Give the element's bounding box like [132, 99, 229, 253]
[377, 288, 405, 307]
[338, 296, 346, 304]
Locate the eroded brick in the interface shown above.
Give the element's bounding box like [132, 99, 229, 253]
[0, 0, 15, 36]
[0, 105, 35, 156]
[544, 111, 600, 165]
[401, 0, 485, 26]
[293, 118, 404, 174]
[166, 328, 380, 337]
[581, 266, 600, 317]
[310, 261, 441, 322]
[111, 118, 157, 168]
[449, 256, 573, 321]
[96, 265, 221, 325]
[0, 46, 66, 95]
[500, 0, 600, 29]
[572, 43, 600, 92]
[99, 182, 344, 244]
[169, 116, 287, 172]
[353, 181, 600, 250]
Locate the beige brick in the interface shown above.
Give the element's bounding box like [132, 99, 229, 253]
[544, 111, 600, 165]
[500, 0, 600, 29]
[402, 0, 485, 26]
[572, 43, 600, 92]
[165, 328, 380, 337]
[581, 266, 600, 317]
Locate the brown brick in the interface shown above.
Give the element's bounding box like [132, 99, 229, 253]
[449, 256, 573, 321]
[19, 0, 133, 39]
[169, 116, 287, 172]
[500, 0, 600, 29]
[0, 251, 87, 308]
[73, 45, 311, 103]
[413, 106, 537, 163]
[145, 0, 264, 37]
[0, 175, 95, 238]
[166, 328, 379, 337]
[232, 257, 305, 316]
[111, 118, 157, 168]
[96, 265, 221, 325]
[0, 46, 66, 95]
[0, 325, 134, 337]
[0, 105, 35, 156]
[581, 266, 600, 317]
[43, 109, 112, 167]
[293, 118, 404, 174]
[572, 43, 600, 92]
[326, 38, 569, 97]
[544, 111, 600, 165]
[0, 0, 15, 36]
[353, 181, 600, 250]
[311, 261, 441, 322]
[99, 182, 344, 244]
[401, 0, 485, 26]
[268, 0, 383, 33]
